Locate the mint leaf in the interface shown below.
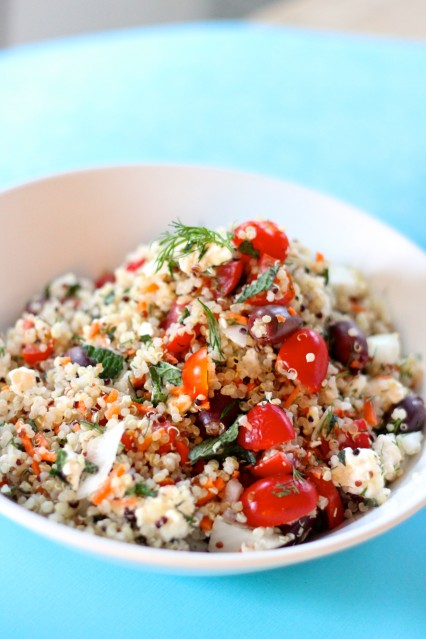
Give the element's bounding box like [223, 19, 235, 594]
[149, 361, 182, 406]
[84, 460, 99, 474]
[125, 482, 157, 497]
[188, 419, 255, 464]
[337, 449, 346, 466]
[49, 449, 68, 479]
[82, 345, 124, 379]
[236, 265, 280, 303]
[237, 240, 260, 259]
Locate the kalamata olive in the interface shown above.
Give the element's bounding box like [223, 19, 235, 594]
[65, 346, 94, 367]
[247, 305, 302, 346]
[328, 320, 369, 370]
[279, 512, 319, 545]
[380, 395, 426, 434]
[197, 392, 240, 429]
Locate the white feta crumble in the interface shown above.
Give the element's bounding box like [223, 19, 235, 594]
[8, 367, 38, 395]
[331, 447, 390, 505]
[135, 482, 195, 543]
[372, 434, 403, 481]
[396, 432, 423, 456]
[208, 517, 292, 553]
[367, 333, 401, 365]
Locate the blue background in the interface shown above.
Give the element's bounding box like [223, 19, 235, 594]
[0, 22, 425, 638]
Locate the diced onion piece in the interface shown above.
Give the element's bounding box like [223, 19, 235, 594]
[223, 324, 249, 348]
[208, 517, 287, 553]
[367, 333, 400, 365]
[77, 421, 125, 499]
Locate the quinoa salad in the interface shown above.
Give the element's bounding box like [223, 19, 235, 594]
[0, 219, 424, 553]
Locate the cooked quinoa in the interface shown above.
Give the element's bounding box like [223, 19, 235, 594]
[0, 219, 424, 553]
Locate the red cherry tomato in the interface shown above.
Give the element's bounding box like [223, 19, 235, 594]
[121, 430, 138, 452]
[252, 451, 293, 477]
[215, 260, 244, 297]
[341, 418, 371, 449]
[22, 341, 54, 365]
[276, 328, 329, 392]
[126, 257, 146, 272]
[95, 272, 115, 288]
[163, 299, 188, 330]
[307, 468, 345, 529]
[165, 330, 194, 358]
[182, 346, 209, 400]
[237, 403, 295, 451]
[241, 474, 318, 527]
[233, 220, 289, 261]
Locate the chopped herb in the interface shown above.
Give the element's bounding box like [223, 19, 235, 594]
[235, 265, 280, 303]
[84, 460, 99, 474]
[337, 449, 346, 466]
[125, 482, 157, 498]
[335, 370, 350, 379]
[140, 335, 152, 345]
[65, 282, 81, 298]
[321, 411, 338, 437]
[149, 361, 182, 406]
[237, 240, 260, 259]
[78, 419, 102, 432]
[155, 220, 233, 272]
[105, 325, 117, 341]
[103, 290, 115, 305]
[0, 421, 5, 428]
[219, 399, 239, 422]
[182, 513, 197, 525]
[188, 419, 255, 464]
[27, 419, 38, 433]
[322, 267, 329, 285]
[198, 299, 224, 359]
[0, 345, 5, 357]
[360, 486, 368, 497]
[292, 467, 305, 482]
[273, 482, 300, 497]
[82, 345, 124, 379]
[43, 282, 51, 300]
[128, 378, 146, 404]
[49, 449, 68, 479]
[179, 308, 190, 324]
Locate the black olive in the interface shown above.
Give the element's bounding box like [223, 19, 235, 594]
[380, 395, 426, 434]
[328, 320, 369, 371]
[248, 305, 302, 346]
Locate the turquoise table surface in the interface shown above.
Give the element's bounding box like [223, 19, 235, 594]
[0, 22, 426, 639]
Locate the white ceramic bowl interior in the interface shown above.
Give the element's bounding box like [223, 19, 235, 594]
[0, 165, 425, 575]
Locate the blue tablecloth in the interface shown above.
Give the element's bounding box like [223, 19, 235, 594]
[0, 22, 425, 639]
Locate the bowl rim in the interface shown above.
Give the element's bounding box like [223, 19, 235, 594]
[0, 163, 425, 574]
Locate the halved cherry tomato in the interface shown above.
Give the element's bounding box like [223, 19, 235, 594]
[215, 260, 244, 297]
[307, 468, 345, 529]
[175, 440, 190, 464]
[276, 328, 328, 392]
[237, 403, 295, 451]
[126, 257, 146, 272]
[252, 450, 292, 477]
[341, 418, 371, 449]
[22, 341, 54, 365]
[182, 346, 209, 400]
[121, 430, 139, 452]
[95, 272, 115, 288]
[245, 254, 295, 306]
[241, 474, 318, 527]
[165, 330, 194, 358]
[233, 220, 289, 261]
[163, 299, 188, 330]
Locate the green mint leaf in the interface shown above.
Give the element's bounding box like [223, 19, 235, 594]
[82, 345, 124, 379]
[188, 419, 242, 463]
[219, 399, 239, 422]
[237, 240, 260, 258]
[337, 449, 346, 466]
[65, 282, 81, 298]
[235, 265, 280, 303]
[140, 335, 152, 344]
[84, 460, 99, 474]
[103, 290, 115, 305]
[149, 361, 182, 406]
[322, 267, 329, 285]
[49, 449, 68, 479]
[125, 482, 158, 498]
[179, 308, 190, 324]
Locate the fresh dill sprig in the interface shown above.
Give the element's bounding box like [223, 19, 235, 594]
[155, 220, 233, 272]
[198, 299, 225, 360]
[292, 467, 305, 482]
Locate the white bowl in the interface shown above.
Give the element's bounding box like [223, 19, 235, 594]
[0, 165, 425, 575]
